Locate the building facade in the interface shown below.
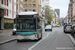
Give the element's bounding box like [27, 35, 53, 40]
[24, 0, 45, 28]
[0, 0, 8, 36]
[51, 10, 59, 25]
[68, 0, 73, 24]
[4, 0, 14, 23]
[55, 9, 60, 17]
[72, 0, 75, 26]
[18, 0, 25, 13]
[24, 0, 41, 16]
[68, 0, 75, 26]
[45, 0, 50, 6]
[64, 15, 68, 24]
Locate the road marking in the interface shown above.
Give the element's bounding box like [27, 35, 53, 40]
[28, 33, 50, 50]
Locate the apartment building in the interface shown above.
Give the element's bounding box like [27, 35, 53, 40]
[0, 0, 8, 36]
[64, 15, 68, 24]
[24, 0, 41, 16]
[23, 0, 45, 28]
[68, 3, 72, 24]
[72, 0, 75, 26]
[55, 9, 60, 17]
[67, 0, 75, 26]
[45, 0, 50, 6]
[51, 10, 59, 25]
[3, 0, 18, 23]
[55, 11, 59, 25]
[18, 0, 25, 13]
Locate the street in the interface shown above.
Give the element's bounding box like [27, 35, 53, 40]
[0, 27, 75, 50]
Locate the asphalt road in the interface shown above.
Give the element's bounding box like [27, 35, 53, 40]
[0, 27, 75, 50]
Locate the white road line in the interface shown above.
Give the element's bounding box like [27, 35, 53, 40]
[28, 33, 50, 50]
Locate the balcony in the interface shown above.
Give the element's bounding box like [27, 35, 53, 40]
[0, 0, 8, 9]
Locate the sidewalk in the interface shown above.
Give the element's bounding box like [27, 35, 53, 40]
[0, 29, 16, 45]
[67, 34, 75, 46]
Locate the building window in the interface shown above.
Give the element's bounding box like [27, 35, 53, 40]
[33, 0, 35, 2]
[4, 10, 6, 16]
[29, 0, 31, 1]
[2, 0, 3, 4]
[33, 4, 36, 7]
[7, 10, 8, 16]
[5, 0, 6, 5]
[25, 4, 27, 7]
[7, 0, 8, 6]
[29, 4, 31, 7]
[33, 10, 35, 12]
[25, 10, 27, 12]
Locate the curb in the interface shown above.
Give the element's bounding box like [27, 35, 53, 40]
[0, 38, 16, 45]
[66, 34, 75, 46]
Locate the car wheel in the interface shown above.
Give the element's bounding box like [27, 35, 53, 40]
[45, 29, 47, 31]
[51, 29, 52, 31]
[12, 32, 16, 35]
[64, 30, 66, 33]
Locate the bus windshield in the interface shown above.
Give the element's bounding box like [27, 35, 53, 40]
[17, 19, 36, 31]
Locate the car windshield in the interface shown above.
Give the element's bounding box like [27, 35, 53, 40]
[17, 19, 36, 31]
[66, 26, 71, 29]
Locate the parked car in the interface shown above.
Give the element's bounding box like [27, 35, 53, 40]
[12, 24, 16, 35]
[63, 25, 67, 31]
[64, 25, 73, 33]
[45, 25, 52, 31]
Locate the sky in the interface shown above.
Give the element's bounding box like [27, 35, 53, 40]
[50, 0, 70, 18]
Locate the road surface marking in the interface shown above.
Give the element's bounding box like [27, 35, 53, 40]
[28, 33, 50, 50]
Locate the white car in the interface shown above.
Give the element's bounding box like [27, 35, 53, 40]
[45, 25, 52, 31]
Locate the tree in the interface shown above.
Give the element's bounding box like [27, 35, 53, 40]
[45, 5, 53, 24]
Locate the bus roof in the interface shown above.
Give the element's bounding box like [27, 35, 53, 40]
[18, 12, 38, 15]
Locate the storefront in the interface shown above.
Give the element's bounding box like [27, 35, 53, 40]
[0, 9, 4, 36]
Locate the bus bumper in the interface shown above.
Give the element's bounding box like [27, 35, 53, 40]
[16, 34, 38, 40]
